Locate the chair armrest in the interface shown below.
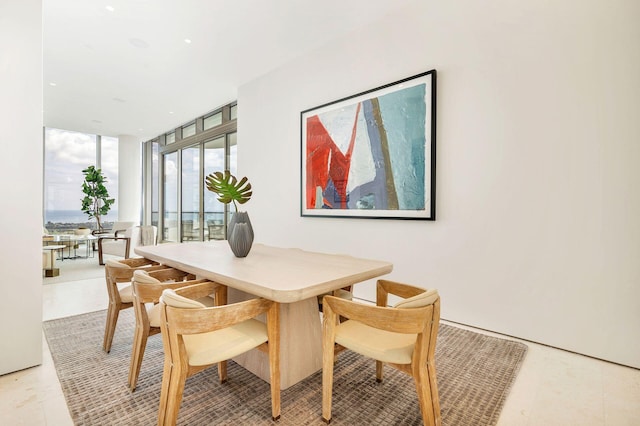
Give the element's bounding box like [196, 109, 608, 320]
[323, 295, 431, 334]
[376, 279, 428, 307]
[134, 278, 210, 303]
[171, 281, 222, 300]
[98, 236, 132, 265]
[118, 258, 160, 268]
[165, 295, 274, 334]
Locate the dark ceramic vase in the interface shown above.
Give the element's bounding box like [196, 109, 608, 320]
[227, 211, 254, 257]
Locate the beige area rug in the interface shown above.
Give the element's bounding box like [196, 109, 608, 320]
[43, 309, 527, 425]
[42, 250, 121, 284]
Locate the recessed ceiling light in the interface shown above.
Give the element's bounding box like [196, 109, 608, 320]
[184, 38, 192, 44]
[105, 5, 115, 12]
[169, 111, 174, 114]
[112, 97, 126, 103]
[92, 119, 103, 124]
[129, 38, 150, 49]
[49, 82, 57, 86]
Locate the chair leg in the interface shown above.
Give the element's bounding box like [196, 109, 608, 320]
[128, 323, 150, 392]
[414, 365, 437, 426]
[157, 356, 173, 426]
[217, 360, 227, 384]
[162, 362, 188, 426]
[322, 335, 336, 423]
[267, 302, 281, 421]
[376, 360, 384, 383]
[102, 303, 120, 353]
[427, 359, 441, 426]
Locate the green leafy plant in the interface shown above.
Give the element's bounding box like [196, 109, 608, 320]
[80, 165, 115, 232]
[205, 170, 252, 212]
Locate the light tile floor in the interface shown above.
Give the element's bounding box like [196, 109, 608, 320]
[1, 268, 639, 425]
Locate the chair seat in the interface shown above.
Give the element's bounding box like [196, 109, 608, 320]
[183, 318, 268, 366]
[336, 320, 417, 365]
[147, 295, 216, 328]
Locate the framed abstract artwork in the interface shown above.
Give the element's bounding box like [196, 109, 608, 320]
[301, 70, 436, 220]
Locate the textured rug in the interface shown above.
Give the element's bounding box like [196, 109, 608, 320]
[43, 309, 527, 425]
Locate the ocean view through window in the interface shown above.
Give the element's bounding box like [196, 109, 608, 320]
[44, 128, 118, 233]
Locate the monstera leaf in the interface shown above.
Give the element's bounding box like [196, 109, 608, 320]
[205, 170, 252, 211]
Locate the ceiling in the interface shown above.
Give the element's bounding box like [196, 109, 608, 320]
[43, 0, 407, 140]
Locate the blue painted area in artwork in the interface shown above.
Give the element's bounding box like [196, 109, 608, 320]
[378, 84, 426, 210]
[347, 99, 388, 210]
[322, 177, 347, 209]
[347, 84, 426, 211]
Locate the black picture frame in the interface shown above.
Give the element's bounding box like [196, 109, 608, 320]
[301, 70, 436, 220]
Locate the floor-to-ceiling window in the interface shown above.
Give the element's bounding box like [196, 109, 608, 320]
[150, 142, 159, 227]
[142, 103, 236, 243]
[204, 135, 226, 240]
[163, 151, 178, 242]
[181, 144, 201, 241]
[44, 128, 118, 233]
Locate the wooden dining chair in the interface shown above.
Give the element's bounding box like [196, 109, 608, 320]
[321, 279, 441, 426]
[103, 258, 165, 353]
[318, 286, 353, 324]
[157, 281, 281, 426]
[128, 268, 223, 392]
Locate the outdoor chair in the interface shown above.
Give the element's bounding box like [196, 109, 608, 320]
[321, 279, 441, 425]
[157, 281, 280, 425]
[128, 268, 223, 392]
[103, 258, 165, 353]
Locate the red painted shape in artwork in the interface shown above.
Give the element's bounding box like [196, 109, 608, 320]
[306, 104, 361, 209]
[306, 115, 331, 209]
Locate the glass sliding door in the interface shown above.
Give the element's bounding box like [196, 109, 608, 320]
[163, 152, 178, 242]
[142, 101, 237, 242]
[181, 144, 201, 242]
[227, 132, 238, 227]
[151, 142, 159, 227]
[204, 136, 226, 240]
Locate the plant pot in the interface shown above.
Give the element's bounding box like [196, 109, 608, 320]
[227, 211, 254, 257]
[74, 228, 91, 236]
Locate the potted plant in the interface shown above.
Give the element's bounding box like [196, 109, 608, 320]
[205, 170, 253, 257]
[80, 165, 115, 233]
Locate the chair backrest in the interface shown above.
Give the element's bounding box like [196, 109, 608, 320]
[105, 258, 161, 282]
[160, 283, 274, 338]
[161, 289, 207, 308]
[132, 268, 201, 304]
[139, 225, 157, 246]
[103, 258, 163, 307]
[392, 288, 439, 309]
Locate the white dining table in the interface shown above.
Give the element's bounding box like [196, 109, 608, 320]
[135, 241, 393, 389]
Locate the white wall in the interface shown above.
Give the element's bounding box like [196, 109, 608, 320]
[238, 0, 640, 368]
[117, 135, 142, 223]
[0, 0, 43, 374]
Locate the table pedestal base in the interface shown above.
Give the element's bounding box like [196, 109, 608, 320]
[229, 288, 323, 389]
[44, 268, 60, 277]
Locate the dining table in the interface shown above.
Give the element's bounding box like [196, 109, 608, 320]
[135, 241, 393, 389]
